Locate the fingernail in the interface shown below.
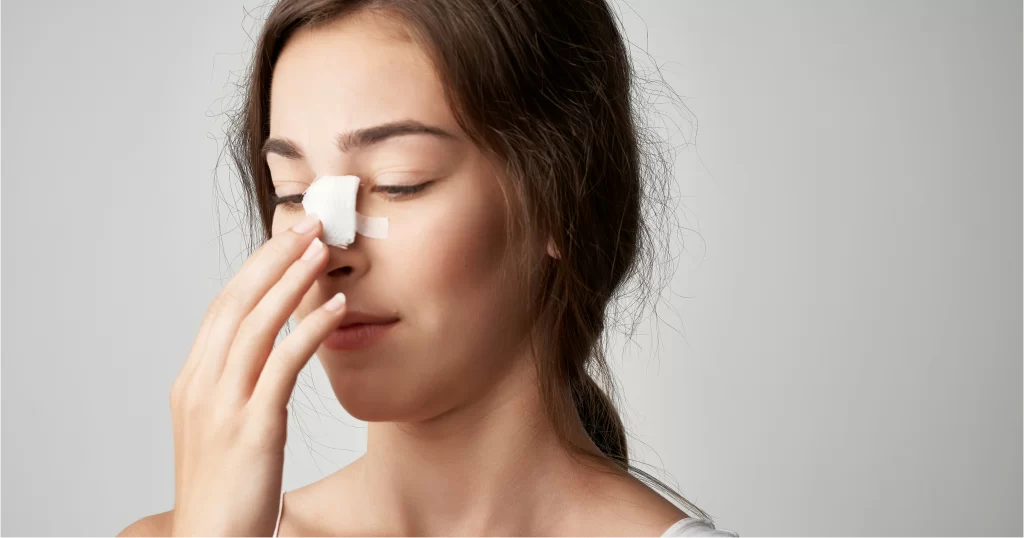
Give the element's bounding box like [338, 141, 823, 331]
[324, 292, 346, 311]
[292, 214, 319, 234]
[301, 238, 323, 260]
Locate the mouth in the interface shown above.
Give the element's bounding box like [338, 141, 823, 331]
[324, 310, 400, 351]
[335, 310, 400, 329]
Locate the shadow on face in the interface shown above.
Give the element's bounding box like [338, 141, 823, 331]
[266, 11, 535, 422]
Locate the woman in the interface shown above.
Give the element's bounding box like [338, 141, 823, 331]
[120, 0, 737, 536]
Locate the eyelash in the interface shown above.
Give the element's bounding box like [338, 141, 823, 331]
[270, 182, 432, 208]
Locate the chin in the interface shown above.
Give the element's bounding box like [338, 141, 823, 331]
[337, 394, 426, 423]
[322, 372, 426, 423]
[316, 345, 478, 424]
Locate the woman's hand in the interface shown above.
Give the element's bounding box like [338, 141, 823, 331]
[169, 215, 346, 536]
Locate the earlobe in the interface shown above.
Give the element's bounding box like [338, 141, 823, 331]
[546, 237, 561, 259]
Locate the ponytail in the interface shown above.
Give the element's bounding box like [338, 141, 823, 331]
[569, 369, 629, 469]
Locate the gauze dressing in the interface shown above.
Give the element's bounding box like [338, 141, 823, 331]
[301, 175, 389, 248]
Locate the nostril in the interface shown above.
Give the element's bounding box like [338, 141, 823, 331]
[329, 266, 354, 277]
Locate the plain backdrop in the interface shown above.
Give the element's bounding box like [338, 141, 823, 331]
[2, 1, 1021, 536]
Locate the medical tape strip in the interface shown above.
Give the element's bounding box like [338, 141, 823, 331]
[301, 175, 389, 248]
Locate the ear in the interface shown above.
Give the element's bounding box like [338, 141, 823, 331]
[546, 237, 561, 259]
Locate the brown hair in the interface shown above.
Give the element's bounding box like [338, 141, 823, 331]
[225, 0, 711, 523]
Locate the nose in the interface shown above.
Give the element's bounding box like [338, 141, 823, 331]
[322, 241, 369, 280]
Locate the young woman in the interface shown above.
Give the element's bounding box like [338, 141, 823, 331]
[120, 0, 737, 536]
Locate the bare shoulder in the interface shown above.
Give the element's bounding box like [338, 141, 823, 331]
[570, 467, 690, 536]
[116, 510, 173, 537]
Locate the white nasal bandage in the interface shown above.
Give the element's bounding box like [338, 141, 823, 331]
[301, 175, 389, 248]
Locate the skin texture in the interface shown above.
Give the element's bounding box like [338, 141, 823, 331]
[119, 10, 686, 537]
[267, 12, 532, 428]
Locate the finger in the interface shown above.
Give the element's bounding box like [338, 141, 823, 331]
[220, 236, 328, 399]
[190, 215, 322, 389]
[250, 293, 348, 410]
[174, 289, 237, 390]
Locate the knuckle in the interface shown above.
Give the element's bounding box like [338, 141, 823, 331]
[233, 313, 266, 347]
[266, 234, 298, 259]
[208, 397, 238, 427]
[269, 271, 301, 301]
[169, 381, 184, 407]
[212, 288, 243, 315]
[181, 387, 208, 415]
[169, 377, 195, 410]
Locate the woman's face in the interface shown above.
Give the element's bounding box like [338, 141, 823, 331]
[266, 11, 533, 421]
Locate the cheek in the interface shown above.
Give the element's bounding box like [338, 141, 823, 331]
[372, 176, 531, 416]
[392, 190, 509, 301]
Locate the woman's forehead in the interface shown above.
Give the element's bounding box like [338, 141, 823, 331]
[268, 14, 456, 156]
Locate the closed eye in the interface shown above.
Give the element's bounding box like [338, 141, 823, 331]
[270, 180, 433, 208]
[371, 181, 432, 199]
[270, 193, 304, 208]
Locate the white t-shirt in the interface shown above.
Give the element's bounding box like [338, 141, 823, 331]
[273, 491, 739, 537]
[659, 517, 740, 536]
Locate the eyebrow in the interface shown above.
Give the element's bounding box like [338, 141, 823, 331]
[261, 120, 456, 161]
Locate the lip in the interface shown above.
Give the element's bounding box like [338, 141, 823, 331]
[336, 311, 399, 329]
[323, 310, 399, 351]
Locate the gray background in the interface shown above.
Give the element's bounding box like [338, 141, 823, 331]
[2, 1, 1021, 536]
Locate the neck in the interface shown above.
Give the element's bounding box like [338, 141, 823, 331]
[356, 351, 611, 536]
